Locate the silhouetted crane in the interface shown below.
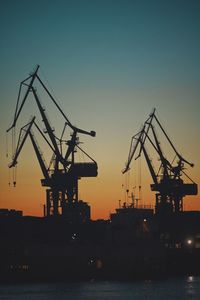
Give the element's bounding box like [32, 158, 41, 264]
[123, 109, 198, 215]
[7, 65, 97, 222]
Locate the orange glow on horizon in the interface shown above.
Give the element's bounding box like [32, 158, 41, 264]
[1, 162, 199, 220]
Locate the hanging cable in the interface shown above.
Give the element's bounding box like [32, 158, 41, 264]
[124, 171, 130, 206]
[8, 168, 11, 186]
[6, 132, 11, 186]
[7, 132, 11, 186]
[12, 127, 17, 187]
[13, 165, 17, 187]
[138, 156, 142, 207]
[6, 132, 9, 158]
[121, 173, 125, 206]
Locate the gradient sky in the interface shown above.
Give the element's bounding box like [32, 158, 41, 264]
[0, 0, 199, 219]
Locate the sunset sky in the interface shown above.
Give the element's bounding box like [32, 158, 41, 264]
[0, 0, 199, 219]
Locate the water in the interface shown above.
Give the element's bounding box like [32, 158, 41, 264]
[0, 276, 200, 300]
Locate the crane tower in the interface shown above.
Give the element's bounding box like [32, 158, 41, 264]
[7, 65, 98, 223]
[123, 109, 198, 215]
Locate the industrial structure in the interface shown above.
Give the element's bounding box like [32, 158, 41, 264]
[123, 109, 198, 215]
[7, 65, 97, 223]
[2, 78, 200, 281]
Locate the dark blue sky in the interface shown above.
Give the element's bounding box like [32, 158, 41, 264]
[1, 0, 199, 86]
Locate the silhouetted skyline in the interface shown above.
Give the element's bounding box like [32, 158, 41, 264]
[0, 0, 199, 219]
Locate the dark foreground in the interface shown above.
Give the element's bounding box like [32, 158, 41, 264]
[1, 214, 200, 283]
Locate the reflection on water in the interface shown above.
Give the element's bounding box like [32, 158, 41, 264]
[1, 277, 200, 300]
[186, 276, 195, 297]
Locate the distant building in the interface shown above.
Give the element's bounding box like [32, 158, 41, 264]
[110, 205, 154, 228]
[110, 205, 154, 244]
[58, 200, 90, 224]
[0, 209, 23, 218]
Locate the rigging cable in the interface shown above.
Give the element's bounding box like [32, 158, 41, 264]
[6, 132, 8, 158]
[125, 171, 130, 205]
[138, 156, 142, 207]
[40, 67, 65, 117]
[132, 164, 136, 208]
[6, 132, 11, 186]
[12, 127, 17, 187]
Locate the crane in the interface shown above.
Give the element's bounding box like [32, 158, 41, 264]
[123, 109, 198, 215]
[7, 66, 98, 223]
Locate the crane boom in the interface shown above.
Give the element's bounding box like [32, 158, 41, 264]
[9, 117, 35, 168]
[36, 75, 96, 137]
[29, 131, 50, 180]
[31, 87, 63, 166]
[141, 143, 158, 185]
[153, 114, 193, 167]
[150, 124, 170, 178]
[137, 108, 155, 158]
[7, 66, 39, 133]
[122, 130, 144, 174]
[9, 116, 50, 180]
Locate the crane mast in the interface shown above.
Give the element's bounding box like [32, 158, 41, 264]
[8, 66, 98, 222]
[123, 109, 198, 215]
